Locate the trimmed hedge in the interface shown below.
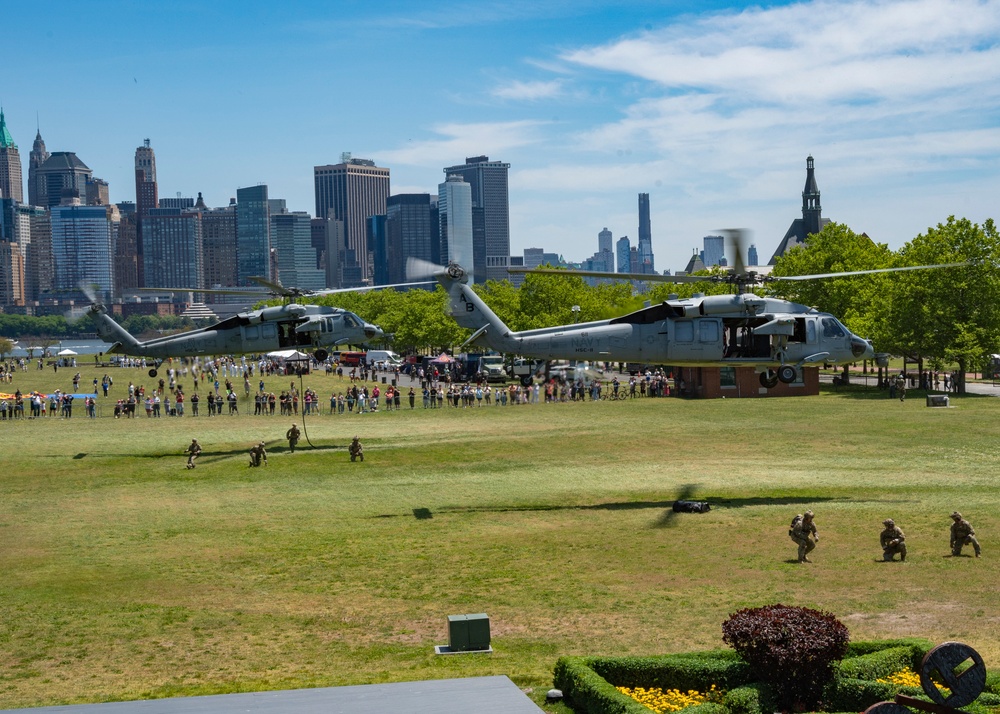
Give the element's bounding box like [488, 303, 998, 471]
[554, 638, 949, 714]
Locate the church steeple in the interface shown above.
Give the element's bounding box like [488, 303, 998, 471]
[801, 155, 822, 236]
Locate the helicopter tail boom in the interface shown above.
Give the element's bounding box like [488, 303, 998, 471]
[433, 264, 520, 353]
[87, 303, 146, 355]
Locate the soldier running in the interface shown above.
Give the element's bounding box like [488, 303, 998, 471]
[789, 510, 818, 563]
[880, 518, 907, 561]
[286, 423, 301, 453]
[185, 439, 202, 470]
[950, 511, 981, 557]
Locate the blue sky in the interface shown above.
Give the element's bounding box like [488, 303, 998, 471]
[3, 0, 999, 271]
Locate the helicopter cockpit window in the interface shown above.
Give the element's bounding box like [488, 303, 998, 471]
[821, 317, 846, 338]
[343, 315, 360, 328]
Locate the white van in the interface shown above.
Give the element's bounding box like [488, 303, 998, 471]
[365, 350, 404, 367]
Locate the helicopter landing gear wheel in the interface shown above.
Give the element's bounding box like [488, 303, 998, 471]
[520, 375, 533, 387]
[149, 368, 158, 378]
[760, 370, 779, 388]
[314, 349, 328, 362]
[778, 365, 797, 384]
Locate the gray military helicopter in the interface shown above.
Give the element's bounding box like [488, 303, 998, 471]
[85, 277, 425, 377]
[408, 232, 965, 388]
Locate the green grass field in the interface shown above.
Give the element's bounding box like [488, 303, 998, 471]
[2, 363, 999, 710]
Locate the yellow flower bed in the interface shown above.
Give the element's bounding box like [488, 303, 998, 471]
[878, 667, 922, 687]
[616, 684, 720, 713]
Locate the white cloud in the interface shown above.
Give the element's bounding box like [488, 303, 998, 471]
[492, 79, 565, 101]
[378, 120, 551, 166]
[495, 0, 1000, 268]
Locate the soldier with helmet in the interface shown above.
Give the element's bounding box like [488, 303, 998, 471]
[349, 436, 364, 462]
[185, 439, 202, 470]
[789, 510, 818, 563]
[880, 518, 907, 562]
[249, 441, 268, 468]
[286, 423, 301, 453]
[950, 512, 981, 557]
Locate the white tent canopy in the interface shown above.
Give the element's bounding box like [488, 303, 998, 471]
[57, 349, 78, 356]
[266, 349, 309, 361]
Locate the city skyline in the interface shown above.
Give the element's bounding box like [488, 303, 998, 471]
[1, 0, 998, 272]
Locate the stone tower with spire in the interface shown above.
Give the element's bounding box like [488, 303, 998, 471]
[28, 123, 50, 207]
[768, 155, 831, 264]
[0, 108, 24, 202]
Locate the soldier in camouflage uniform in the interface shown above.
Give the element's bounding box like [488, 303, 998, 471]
[789, 510, 818, 563]
[349, 435, 364, 462]
[880, 518, 906, 561]
[248, 441, 268, 468]
[950, 512, 981, 557]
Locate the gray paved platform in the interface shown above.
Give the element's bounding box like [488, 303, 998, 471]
[6, 676, 542, 713]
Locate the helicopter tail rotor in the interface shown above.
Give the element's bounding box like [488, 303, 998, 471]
[405, 258, 450, 282]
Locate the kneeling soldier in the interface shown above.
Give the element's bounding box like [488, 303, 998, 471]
[880, 518, 906, 562]
[249, 441, 268, 468]
[950, 511, 981, 557]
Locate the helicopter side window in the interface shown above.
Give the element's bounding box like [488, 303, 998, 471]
[821, 317, 846, 338]
[806, 318, 817, 344]
[245, 326, 259, 341]
[699, 320, 720, 343]
[261, 323, 277, 340]
[675, 321, 694, 342]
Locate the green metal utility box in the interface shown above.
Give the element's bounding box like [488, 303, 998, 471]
[448, 613, 491, 651]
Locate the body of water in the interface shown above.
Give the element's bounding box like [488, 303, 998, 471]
[9, 339, 116, 359]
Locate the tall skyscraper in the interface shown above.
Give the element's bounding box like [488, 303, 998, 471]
[438, 175, 473, 279]
[50, 195, 114, 301]
[134, 140, 158, 286]
[637, 193, 654, 274]
[314, 156, 390, 286]
[0, 109, 23, 203]
[114, 203, 140, 296]
[747, 244, 759, 267]
[201, 201, 238, 288]
[33, 152, 92, 209]
[271, 209, 323, 290]
[142, 208, 204, 289]
[702, 235, 725, 267]
[598, 227, 613, 255]
[134, 139, 158, 217]
[28, 128, 49, 207]
[236, 185, 271, 285]
[24, 208, 51, 301]
[385, 194, 434, 285]
[442, 156, 510, 281]
[616, 236, 631, 275]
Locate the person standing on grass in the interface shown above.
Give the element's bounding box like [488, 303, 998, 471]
[286, 423, 301, 452]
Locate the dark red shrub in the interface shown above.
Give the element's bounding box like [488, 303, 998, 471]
[721, 604, 850, 711]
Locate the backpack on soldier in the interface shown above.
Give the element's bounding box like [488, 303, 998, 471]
[789, 514, 802, 536]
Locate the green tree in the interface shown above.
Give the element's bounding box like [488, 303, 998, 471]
[877, 217, 1000, 394]
[0, 337, 13, 360]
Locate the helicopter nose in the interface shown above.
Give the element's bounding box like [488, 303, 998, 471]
[364, 324, 383, 340]
[851, 336, 874, 359]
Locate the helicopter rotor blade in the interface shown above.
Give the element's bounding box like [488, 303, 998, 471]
[248, 276, 293, 296]
[308, 281, 435, 297]
[506, 266, 710, 284]
[78, 281, 100, 305]
[771, 261, 970, 281]
[406, 258, 449, 281]
[720, 229, 750, 276]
